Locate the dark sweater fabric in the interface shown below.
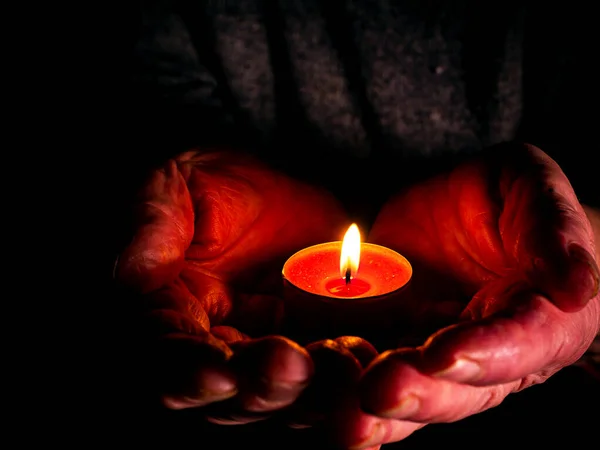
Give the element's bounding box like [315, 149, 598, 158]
[121, 1, 593, 206]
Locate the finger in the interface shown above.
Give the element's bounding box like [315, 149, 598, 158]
[334, 397, 424, 449]
[420, 293, 599, 386]
[153, 332, 238, 410]
[334, 336, 379, 368]
[205, 336, 374, 427]
[283, 339, 363, 428]
[499, 144, 599, 311]
[133, 281, 240, 410]
[231, 336, 313, 413]
[304, 339, 363, 407]
[326, 342, 423, 449]
[210, 326, 248, 344]
[115, 160, 194, 293]
[360, 351, 516, 423]
[141, 279, 210, 333]
[202, 336, 313, 425]
[461, 273, 530, 320]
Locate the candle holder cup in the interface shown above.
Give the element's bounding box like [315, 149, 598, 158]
[281, 278, 412, 345]
[281, 241, 413, 345]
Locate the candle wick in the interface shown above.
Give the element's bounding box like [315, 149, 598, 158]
[345, 267, 351, 285]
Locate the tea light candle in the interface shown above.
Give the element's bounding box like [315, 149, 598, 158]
[281, 224, 412, 341]
[282, 224, 412, 300]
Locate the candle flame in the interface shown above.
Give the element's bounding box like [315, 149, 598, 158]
[340, 223, 361, 280]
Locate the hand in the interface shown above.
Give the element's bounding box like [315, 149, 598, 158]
[347, 143, 599, 448]
[114, 149, 349, 423]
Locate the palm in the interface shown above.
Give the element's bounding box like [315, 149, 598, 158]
[369, 144, 597, 344]
[175, 151, 349, 336]
[118, 149, 349, 337]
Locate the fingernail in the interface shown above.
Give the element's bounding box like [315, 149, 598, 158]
[268, 378, 310, 396]
[433, 357, 482, 382]
[379, 394, 420, 419]
[242, 379, 308, 412]
[569, 243, 600, 298]
[162, 388, 238, 409]
[351, 422, 386, 450]
[199, 365, 238, 393]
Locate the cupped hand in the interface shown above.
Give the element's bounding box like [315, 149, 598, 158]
[351, 143, 599, 447]
[114, 149, 350, 423]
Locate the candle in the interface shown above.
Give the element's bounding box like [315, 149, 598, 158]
[283, 223, 412, 300]
[281, 224, 412, 342]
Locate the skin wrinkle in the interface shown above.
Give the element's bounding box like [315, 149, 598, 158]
[207, 289, 233, 324]
[144, 200, 189, 242]
[199, 188, 242, 252]
[179, 269, 233, 323]
[497, 164, 521, 264]
[514, 373, 549, 391]
[540, 300, 583, 363]
[452, 193, 501, 282]
[160, 308, 199, 335]
[179, 279, 211, 329]
[474, 276, 527, 319]
[127, 240, 181, 270]
[478, 382, 516, 413]
[157, 278, 211, 329]
[205, 206, 266, 268]
[188, 184, 264, 260]
[451, 162, 505, 275]
[512, 296, 600, 391]
[440, 180, 496, 290]
[184, 261, 227, 282]
[568, 299, 600, 359]
[552, 202, 585, 248]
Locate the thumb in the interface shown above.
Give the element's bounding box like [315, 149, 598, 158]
[114, 159, 194, 293]
[500, 145, 599, 312]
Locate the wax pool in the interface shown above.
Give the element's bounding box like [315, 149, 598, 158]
[325, 278, 371, 297]
[282, 242, 412, 300]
